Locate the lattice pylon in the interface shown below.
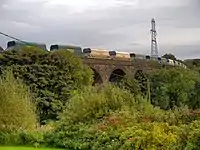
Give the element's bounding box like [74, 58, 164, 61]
[150, 18, 158, 58]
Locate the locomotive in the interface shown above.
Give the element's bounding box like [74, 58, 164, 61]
[6, 40, 47, 50]
[4, 40, 187, 69]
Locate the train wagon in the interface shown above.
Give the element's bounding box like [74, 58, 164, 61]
[173, 60, 179, 66]
[130, 53, 148, 61]
[150, 56, 164, 63]
[50, 44, 82, 55]
[182, 64, 187, 69]
[157, 57, 162, 63]
[83, 48, 110, 59]
[149, 56, 157, 61]
[109, 51, 131, 60]
[6, 40, 47, 51]
[167, 59, 175, 66]
[161, 58, 167, 64]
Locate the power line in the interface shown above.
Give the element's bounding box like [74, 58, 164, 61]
[0, 31, 30, 45]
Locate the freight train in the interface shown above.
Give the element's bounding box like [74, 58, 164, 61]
[2, 40, 187, 69]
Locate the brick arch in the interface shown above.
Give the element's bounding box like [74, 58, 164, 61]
[91, 68, 103, 85]
[134, 68, 152, 78]
[109, 68, 127, 83]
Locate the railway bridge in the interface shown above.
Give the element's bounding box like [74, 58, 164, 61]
[82, 58, 167, 84]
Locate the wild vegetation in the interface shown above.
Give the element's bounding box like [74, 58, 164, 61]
[0, 47, 200, 149]
[0, 47, 93, 123]
[0, 69, 37, 132]
[0, 147, 62, 150]
[184, 58, 200, 74]
[44, 86, 200, 149]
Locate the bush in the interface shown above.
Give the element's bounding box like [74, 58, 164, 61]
[116, 74, 142, 96]
[0, 47, 93, 123]
[150, 68, 200, 109]
[0, 121, 55, 147]
[0, 131, 44, 147]
[188, 81, 200, 109]
[60, 85, 137, 124]
[0, 69, 37, 132]
[43, 84, 200, 149]
[184, 120, 200, 149]
[0, 132, 21, 145]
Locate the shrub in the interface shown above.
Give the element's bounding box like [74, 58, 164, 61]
[44, 83, 200, 149]
[150, 68, 200, 109]
[183, 120, 200, 149]
[0, 131, 44, 147]
[188, 81, 200, 109]
[0, 132, 21, 145]
[60, 85, 137, 124]
[0, 48, 93, 123]
[117, 74, 142, 96]
[0, 69, 37, 132]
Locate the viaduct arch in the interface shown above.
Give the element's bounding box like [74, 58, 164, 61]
[109, 69, 126, 83]
[91, 68, 103, 85]
[82, 58, 160, 84]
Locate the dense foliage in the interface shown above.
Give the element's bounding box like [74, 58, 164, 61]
[1, 46, 200, 149]
[0, 47, 93, 123]
[184, 59, 200, 74]
[162, 53, 183, 63]
[44, 85, 200, 150]
[162, 53, 177, 60]
[122, 68, 200, 110]
[0, 69, 36, 132]
[150, 68, 200, 110]
[118, 74, 141, 96]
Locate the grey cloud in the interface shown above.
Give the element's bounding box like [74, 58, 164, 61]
[159, 44, 200, 60]
[0, 0, 200, 60]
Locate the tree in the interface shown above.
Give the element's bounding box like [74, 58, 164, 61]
[193, 59, 200, 67]
[188, 81, 200, 109]
[0, 69, 37, 132]
[134, 70, 148, 97]
[162, 53, 177, 60]
[0, 47, 93, 123]
[184, 59, 200, 68]
[184, 59, 200, 75]
[150, 68, 199, 110]
[116, 74, 141, 96]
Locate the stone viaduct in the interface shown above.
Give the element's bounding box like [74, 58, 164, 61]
[82, 58, 168, 84]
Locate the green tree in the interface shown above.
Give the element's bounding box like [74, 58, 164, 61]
[0, 69, 37, 132]
[184, 59, 200, 74]
[134, 70, 148, 97]
[192, 59, 200, 67]
[0, 47, 93, 123]
[188, 81, 200, 109]
[150, 68, 199, 109]
[118, 74, 141, 96]
[162, 53, 177, 60]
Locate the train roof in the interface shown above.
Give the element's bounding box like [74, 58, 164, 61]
[130, 53, 146, 56]
[50, 44, 82, 49]
[7, 40, 46, 47]
[83, 48, 110, 51]
[114, 51, 130, 54]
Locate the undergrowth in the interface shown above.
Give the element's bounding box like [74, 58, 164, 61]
[44, 85, 200, 150]
[0, 69, 37, 132]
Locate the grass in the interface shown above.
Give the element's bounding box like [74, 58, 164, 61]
[0, 147, 62, 150]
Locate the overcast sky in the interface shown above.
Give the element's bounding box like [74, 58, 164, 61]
[0, 0, 200, 60]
